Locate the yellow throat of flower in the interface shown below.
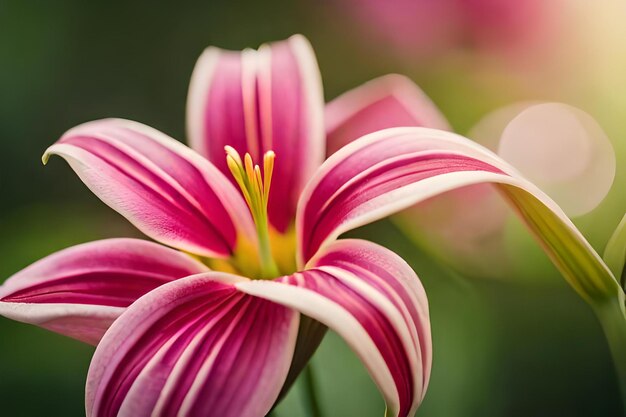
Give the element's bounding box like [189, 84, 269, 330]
[225, 146, 280, 279]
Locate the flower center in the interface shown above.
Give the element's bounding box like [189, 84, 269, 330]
[225, 146, 280, 279]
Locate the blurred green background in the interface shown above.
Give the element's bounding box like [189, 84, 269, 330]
[1, 1, 624, 416]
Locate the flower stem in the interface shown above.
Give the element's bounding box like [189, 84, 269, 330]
[595, 298, 626, 406]
[302, 364, 322, 417]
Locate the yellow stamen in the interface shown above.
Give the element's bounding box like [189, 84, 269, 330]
[225, 147, 279, 278]
[244, 154, 255, 185]
[225, 146, 242, 166]
[263, 151, 275, 204]
[254, 165, 264, 205]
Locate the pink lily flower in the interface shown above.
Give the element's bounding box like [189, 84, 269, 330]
[0, 35, 622, 417]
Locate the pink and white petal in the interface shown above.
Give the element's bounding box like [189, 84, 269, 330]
[0, 239, 207, 345]
[44, 119, 255, 258]
[186, 34, 325, 232]
[325, 74, 450, 156]
[86, 273, 299, 417]
[238, 239, 430, 417]
[325, 75, 510, 279]
[297, 127, 621, 304]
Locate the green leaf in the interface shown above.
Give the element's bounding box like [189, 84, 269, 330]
[604, 214, 626, 289]
[500, 185, 623, 306]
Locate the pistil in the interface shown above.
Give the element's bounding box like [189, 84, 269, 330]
[225, 146, 280, 278]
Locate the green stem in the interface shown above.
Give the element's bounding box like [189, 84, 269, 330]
[595, 299, 626, 406]
[302, 364, 322, 417]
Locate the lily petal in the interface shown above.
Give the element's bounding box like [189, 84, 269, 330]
[238, 239, 430, 417]
[326, 75, 511, 279]
[0, 239, 207, 345]
[86, 273, 298, 417]
[187, 34, 325, 232]
[44, 119, 255, 257]
[325, 74, 450, 156]
[297, 127, 622, 304]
